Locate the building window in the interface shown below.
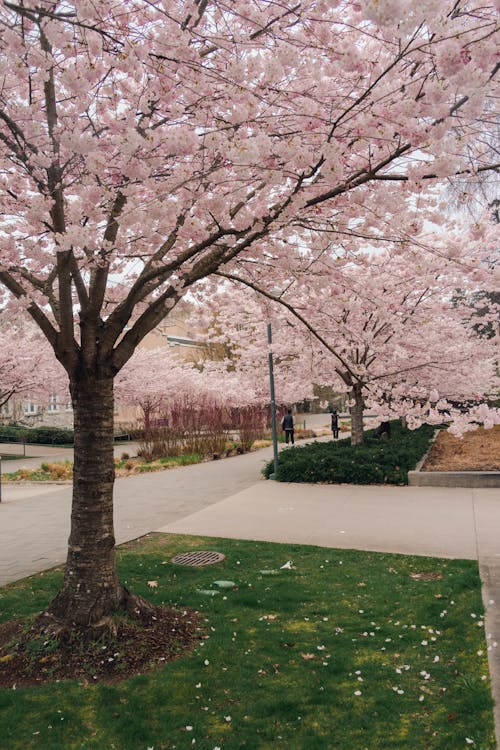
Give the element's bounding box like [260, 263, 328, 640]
[48, 394, 60, 413]
[23, 401, 38, 415]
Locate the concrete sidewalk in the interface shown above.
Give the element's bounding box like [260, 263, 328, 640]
[0, 426, 331, 585]
[0, 442, 280, 585]
[158, 482, 499, 560]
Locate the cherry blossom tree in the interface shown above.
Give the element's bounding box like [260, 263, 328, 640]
[0, 321, 66, 412]
[116, 346, 277, 456]
[115, 344, 272, 429]
[115, 347, 200, 430]
[0, 0, 498, 631]
[301, 255, 499, 442]
[116, 345, 267, 410]
[189, 289, 315, 408]
[208, 247, 499, 444]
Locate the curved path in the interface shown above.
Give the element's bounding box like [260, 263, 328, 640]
[0, 412, 331, 585]
[0, 441, 279, 586]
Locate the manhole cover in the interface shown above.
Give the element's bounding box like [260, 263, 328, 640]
[171, 551, 225, 567]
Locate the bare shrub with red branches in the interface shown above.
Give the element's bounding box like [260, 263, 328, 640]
[137, 395, 227, 460]
[137, 398, 270, 460]
[230, 406, 269, 452]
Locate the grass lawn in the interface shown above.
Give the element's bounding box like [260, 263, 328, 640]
[0, 534, 495, 750]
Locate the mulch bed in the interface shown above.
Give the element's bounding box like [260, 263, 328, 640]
[422, 425, 500, 472]
[0, 604, 201, 688]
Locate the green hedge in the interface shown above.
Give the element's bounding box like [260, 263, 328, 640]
[0, 424, 142, 445]
[0, 424, 75, 445]
[263, 421, 436, 485]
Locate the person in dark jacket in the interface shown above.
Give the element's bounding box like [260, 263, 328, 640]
[281, 409, 295, 445]
[331, 409, 339, 439]
[375, 421, 391, 440]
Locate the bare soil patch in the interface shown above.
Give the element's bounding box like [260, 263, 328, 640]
[422, 425, 500, 472]
[0, 604, 201, 688]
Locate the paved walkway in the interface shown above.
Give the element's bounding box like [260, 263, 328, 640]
[1, 424, 499, 741]
[0, 440, 142, 471]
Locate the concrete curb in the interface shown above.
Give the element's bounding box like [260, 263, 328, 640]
[409, 469, 500, 487]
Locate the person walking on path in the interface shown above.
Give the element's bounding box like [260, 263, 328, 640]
[331, 409, 339, 439]
[281, 409, 295, 445]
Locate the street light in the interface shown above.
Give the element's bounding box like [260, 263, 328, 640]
[267, 322, 279, 479]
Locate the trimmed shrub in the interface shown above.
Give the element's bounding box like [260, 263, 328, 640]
[0, 425, 29, 442]
[0, 424, 74, 445]
[27, 426, 74, 445]
[263, 421, 436, 485]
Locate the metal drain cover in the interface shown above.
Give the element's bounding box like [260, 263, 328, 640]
[171, 550, 225, 567]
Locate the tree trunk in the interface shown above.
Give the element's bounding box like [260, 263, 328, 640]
[350, 383, 365, 446]
[44, 372, 126, 629]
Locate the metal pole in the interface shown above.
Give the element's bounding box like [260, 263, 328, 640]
[267, 323, 279, 479]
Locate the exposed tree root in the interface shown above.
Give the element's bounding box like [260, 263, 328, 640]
[29, 587, 161, 641]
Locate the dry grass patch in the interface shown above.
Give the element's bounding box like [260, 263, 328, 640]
[422, 425, 500, 472]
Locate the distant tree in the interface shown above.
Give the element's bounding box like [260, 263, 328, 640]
[0, 323, 66, 412]
[115, 348, 199, 430]
[189, 290, 315, 408]
[211, 247, 499, 443]
[115, 344, 281, 430]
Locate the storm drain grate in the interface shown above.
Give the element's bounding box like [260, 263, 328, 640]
[171, 550, 226, 567]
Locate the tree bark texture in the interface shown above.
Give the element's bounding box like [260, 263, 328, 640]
[45, 373, 125, 627]
[350, 383, 365, 446]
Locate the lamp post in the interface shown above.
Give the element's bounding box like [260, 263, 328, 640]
[267, 322, 279, 479]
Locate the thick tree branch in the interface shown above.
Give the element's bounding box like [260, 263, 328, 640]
[306, 143, 413, 208]
[36, 20, 74, 357]
[0, 269, 59, 350]
[88, 191, 127, 318]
